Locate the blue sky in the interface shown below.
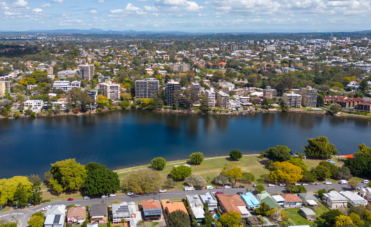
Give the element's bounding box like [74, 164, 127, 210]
[1, 0, 371, 32]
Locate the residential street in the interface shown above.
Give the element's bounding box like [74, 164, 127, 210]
[0, 182, 367, 226]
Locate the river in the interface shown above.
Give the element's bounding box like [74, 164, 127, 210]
[0, 111, 370, 179]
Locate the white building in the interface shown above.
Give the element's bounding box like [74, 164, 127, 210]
[205, 89, 215, 108]
[53, 81, 80, 91]
[340, 191, 368, 206]
[322, 191, 348, 209]
[27, 85, 37, 90]
[24, 100, 44, 113]
[199, 192, 218, 211]
[360, 187, 371, 201]
[44, 214, 65, 227]
[57, 69, 77, 78]
[186, 195, 205, 221]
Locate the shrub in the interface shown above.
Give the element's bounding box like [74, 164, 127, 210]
[30, 112, 36, 117]
[120, 100, 130, 109]
[255, 184, 265, 193]
[170, 166, 192, 181]
[213, 174, 231, 185]
[189, 152, 204, 164]
[168, 210, 190, 227]
[184, 175, 206, 187]
[229, 150, 242, 160]
[241, 172, 255, 181]
[14, 112, 19, 118]
[41, 199, 51, 203]
[151, 157, 166, 170]
[97, 108, 102, 112]
[72, 108, 79, 113]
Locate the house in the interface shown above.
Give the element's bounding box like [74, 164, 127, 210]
[256, 191, 280, 209]
[199, 192, 218, 211]
[90, 204, 108, 224]
[241, 192, 260, 209]
[45, 205, 66, 216]
[272, 195, 285, 207]
[112, 202, 142, 226]
[297, 193, 318, 206]
[142, 200, 162, 220]
[24, 100, 44, 113]
[298, 208, 316, 221]
[281, 194, 303, 208]
[185, 195, 205, 222]
[217, 194, 251, 218]
[360, 187, 371, 201]
[44, 214, 65, 227]
[322, 191, 348, 209]
[161, 200, 188, 220]
[340, 191, 367, 206]
[67, 207, 86, 224]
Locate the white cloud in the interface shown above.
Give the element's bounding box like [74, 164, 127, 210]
[125, 3, 140, 11]
[144, 6, 158, 11]
[41, 3, 51, 7]
[13, 0, 28, 7]
[33, 8, 42, 13]
[110, 9, 124, 13]
[89, 9, 98, 14]
[50, 0, 63, 3]
[97, 0, 105, 3]
[155, 0, 203, 12]
[137, 0, 148, 2]
[110, 3, 147, 16]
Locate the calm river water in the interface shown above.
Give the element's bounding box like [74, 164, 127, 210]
[0, 111, 370, 179]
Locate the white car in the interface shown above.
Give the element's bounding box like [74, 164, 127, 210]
[42, 207, 47, 211]
[295, 183, 301, 186]
[109, 194, 116, 197]
[101, 195, 107, 198]
[325, 181, 332, 185]
[159, 189, 167, 193]
[362, 180, 369, 184]
[47, 205, 52, 209]
[302, 183, 308, 186]
[83, 196, 90, 200]
[127, 192, 134, 196]
[224, 185, 231, 189]
[279, 184, 286, 187]
[268, 184, 275, 187]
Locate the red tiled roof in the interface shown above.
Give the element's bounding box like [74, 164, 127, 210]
[281, 194, 303, 203]
[142, 200, 161, 210]
[324, 95, 345, 100]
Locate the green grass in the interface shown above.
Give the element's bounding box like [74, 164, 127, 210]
[209, 69, 226, 73]
[313, 202, 330, 216]
[151, 222, 159, 227]
[284, 208, 312, 225]
[0, 207, 11, 213]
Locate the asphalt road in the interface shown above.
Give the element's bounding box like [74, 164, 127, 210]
[1, 182, 368, 227]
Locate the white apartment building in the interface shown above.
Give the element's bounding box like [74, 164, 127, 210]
[0, 81, 11, 97]
[100, 82, 121, 100]
[24, 100, 44, 113]
[57, 69, 78, 78]
[53, 81, 81, 91]
[283, 93, 302, 108]
[205, 89, 215, 108]
[78, 64, 95, 81]
[52, 101, 68, 110]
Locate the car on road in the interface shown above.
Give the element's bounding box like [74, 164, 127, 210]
[362, 180, 369, 184]
[159, 189, 167, 193]
[295, 183, 301, 186]
[224, 185, 231, 189]
[136, 192, 143, 195]
[109, 194, 116, 197]
[315, 183, 322, 185]
[101, 195, 107, 198]
[357, 186, 366, 190]
[67, 198, 74, 201]
[196, 187, 203, 190]
[268, 184, 275, 187]
[325, 181, 332, 185]
[83, 196, 90, 200]
[216, 186, 223, 189]
[239, 185, 245, 188]
[215, 191, 224, 194]
[279, 184, 286, 187]
[206, 186, 214, 190]
[236, 192, 243, 195]
[253, 184, 257, 187]
[42, 207, 47, 211]
[127, 192, 134, 196]
[232, 186, 238, 188]
[340, 180, 348, 185]
[302, 183, 308, 186]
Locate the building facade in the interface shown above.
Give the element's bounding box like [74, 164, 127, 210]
[165, 81, 181, 106]
[263, 86, 277, 100]
[301, 86, 317, 107]
[135, 78, 159, 98]
[205, 89, 216, 108]
[283, 93, 302, 108]
[100, 82, 121, 100]
[0, 81, 10, 97]
[216, 92, 229, 109]
[78, 64, 95, 81]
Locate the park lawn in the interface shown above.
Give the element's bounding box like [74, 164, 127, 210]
[284, 208, 312, 225]
[209, 69, 226, 73]
[0, 207, 11, 213]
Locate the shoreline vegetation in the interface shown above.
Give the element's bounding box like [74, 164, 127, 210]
[1, 104, 371, 120]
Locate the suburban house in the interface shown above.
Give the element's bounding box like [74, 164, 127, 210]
[161, 200, 188, 219]
[298, 208, 316, 221]
[241, 192, 260, 209]
[281, 194, 303, 208]
[256, 191, 280, 209]
[186, 195, 205, 222]
[142, 200, 162, 220]
[322, 191, 348, 209]
[200, 192, 218, 211]
[360, 187, 371, 201]
[90, 204, 108, 224]
[297, 193, 319, 207]
[340, 191, 368, 206]
[272, 195, 285, 207]
[44, 214, 65, 227]
[45, 205, 66, 216]
[112, 202, 142, 226]
[217, 194, 251, 218]
[67, 207, 86, 224]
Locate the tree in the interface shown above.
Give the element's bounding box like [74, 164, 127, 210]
[303, 136, 339, 159]
[266, 207, 288, 222]
[336, 166, 352, 180]
[241, 172, 255, 182]
[317, 189, 327, 199]
[335, 215, 353, 227]
[348, 180, 358, 189]
[204, 203, 213, 227]
[168, 210, 190, 227]
[170, 166, 192, 181]
[28, 214, 44, 227]
[300, 171, 317, 182]
[221, 164, 242, 183]
[0, 176, 33, 206]
[349, 213, 364, 226]
[312, 165, 332, 180]
[189, 152, 204, 165]
[29, 184, 42, 204]
[265, 145, 291, 162]
[47, 159, 87, 193]
[285, 185, 307, 193]
[84, 162, 120, 196]
[330, 104, 342, 114]
[97, 94, 108, 108]
[270, 161, 303, 183]
[151, 157, 166, 170]
[229, 150, 242, 160]
[121, 169, 161, 194]
[288, 158, 308, 171]
[254, 202, 270, 215]
[213, 174, 231, 185]
[219, 211, 241, 227]
[355, 144, 371, 158]
[121, 93, 132, 101]
[319, 161, 338, 177]
[344, 154, 371, 177]
[359, 79, 369, 92]
[184, 175, 206, 187]
[255, 184, 265, 194]
[200, 95, 211, 114]
[164, 178, 176, 188]
[279, 98, 289, 112]
[317, 94, 324, 107]
[320, 209, 342, 227]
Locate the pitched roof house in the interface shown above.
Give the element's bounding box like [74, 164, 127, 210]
[241, 192, 260, 209]
[256, 191, 280, 209]
[90, 204, 108, 224]
[297, 193, 319, 206]
[142, 200, 162, 220]
[67, 207, 86, 224]
[112, 202, 142, 226]
[217, 194, 251, 218]
[340, 191, 368, 207]
[185, 195, 205, 221]
[281, 194, 303, 208]
[322, 191, 347, 209]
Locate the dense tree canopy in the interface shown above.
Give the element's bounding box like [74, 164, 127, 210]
[151, 157, 166, 170]
[213, 174, 231, 185]
[320, 210, 342, 227]
[270, 161, 303, 183]
[0, 176, 33, 205]
[229, 150, 243, 160]
[184, 175, 206, 187]
[189, 152, 204, 164]
[170, 166, 192, 181]
[355, 144, 371, 158]
[84, 162, 120, 196]
[344, 154, 371, 177]
[265, 145, 291, 162]
[336, 166, 352, 180]
[288, 158, 308, 171]
[303, 136, 338, 159]
[168, 210, 190, 227]
[221, 164, 242, 183]
[319, 161, 338, 177]
[312, 165, 332, 180]
[219, 211, 242, 227]
[121, 169, 161, 194]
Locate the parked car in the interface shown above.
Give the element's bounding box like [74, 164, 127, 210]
[279, 184, 286, 187]
[42, 207, 47, 211]
[236, 192, 243, 195]
[215, 191, 224, 194]
[224, 185, 231, 189]
[325, 181, 332, 185]
[67, 198, 74, 201]
[196, 187, 203, 190]
[127, 192, 134, 196]
[232, 186, 238, 188]
[302, 183, 308, 186]
[340, 180, 348, 185]
[136, 192, 143, 195]
[159, 189, 167, 193]
[362, 180, 369, 184]
[239, 185, 245, 188]
[253, 184, 257, 187]
[206, 185, 214, 190]
[268, 184, 275, 187]
[184, 186, 194, 191]
[315, 183, 322, 185]
[295, 183, 301, 186]
[83, 196, 90, 200]
[109, 194, 116, 197]
[216, 186, 223, 189]
[101, 195, 107, 198]
[357, 186, 366, 190]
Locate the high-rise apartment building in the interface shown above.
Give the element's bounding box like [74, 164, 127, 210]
[78, 64, 95, 81]
[46, 67, 53, 75]
[191, 82, 201, 94]
[216, 91, 229, 109]
[263, 86, 277, 100]
[283, 92, 302, 108]
[0, 81, 10, 97]
[170, 63, 190, 72]
[100, 82, 121, 100]
[301, 86, 318, 107]
[135, 78, 159, 98]
[205, 89, 215, 108]
[165, 81, 181, 106]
